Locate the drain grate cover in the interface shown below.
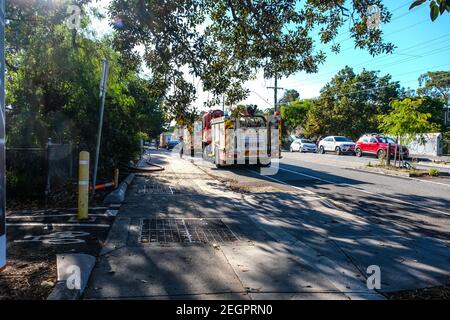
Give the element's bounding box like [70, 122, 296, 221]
[139, 218, 239, 243]
[136, 182, 174, 195]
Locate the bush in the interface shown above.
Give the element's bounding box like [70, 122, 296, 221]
[429, 168, 440, 177]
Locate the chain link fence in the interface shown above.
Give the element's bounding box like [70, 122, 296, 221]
[443, 140, 450, 156]
[6, 141, 75, 198]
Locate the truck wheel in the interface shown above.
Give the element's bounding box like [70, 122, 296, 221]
[214, 149, 222, 168]
[355, 148, 362, 157]
[319, 146, 325, 154]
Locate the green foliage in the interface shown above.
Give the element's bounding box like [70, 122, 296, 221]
[418, 71, 450, 104]
[109, 0, 395, 119]
[280, 99, 315, 135]
[303, 67, 401, 139]
[6, 3, 165, 182]
[410, 0, 450, 21]
[279, 90, 300, 105]
[428, 168, 441, 176]
[378, 98, 440, 144]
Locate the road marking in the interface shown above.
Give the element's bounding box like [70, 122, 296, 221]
[278, 166, 450, 217]
[245, 169, 316, 195]
[6, 223, 110, 228]
[7, 214, 109, 219]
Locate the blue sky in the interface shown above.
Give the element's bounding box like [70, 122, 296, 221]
[261, 0, 450, 107]
[90, 0, 450, 109]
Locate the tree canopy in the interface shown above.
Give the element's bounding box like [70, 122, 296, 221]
[279, 89, 300, 105]
[418, 71, 450, 104]
[409, 0, 450, 21]
[303, 67, 401, 139]
[108, 0, 395, 120]
[6, 1, 165, 172]
[378, 98, 441, 143]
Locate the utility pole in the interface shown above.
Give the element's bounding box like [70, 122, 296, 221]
[92, 59, 109, 200]
[0, 0, 6, 270]
[267, 76, 284, 112]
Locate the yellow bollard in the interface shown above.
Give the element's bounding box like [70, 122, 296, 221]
[114, 168, 119, 189]
[78, 151, 90, 220]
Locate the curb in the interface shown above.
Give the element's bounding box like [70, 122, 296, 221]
[47, 253, 96, 300]
[103, 173, 135, 204]
[347, 167, 421, 179]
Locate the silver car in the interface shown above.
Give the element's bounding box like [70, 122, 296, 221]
[290, 139, 317, 153]
[318, 136, 355, 155]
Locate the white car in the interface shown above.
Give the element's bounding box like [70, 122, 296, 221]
[290, 139, 317, 153]
[318, 136, 355, 155]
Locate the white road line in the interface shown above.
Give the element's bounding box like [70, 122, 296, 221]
[278, 166, 450, 217]
[7, 214, 109, 219]
[6, 223, 110, 228]
[245, 169, 316, 195]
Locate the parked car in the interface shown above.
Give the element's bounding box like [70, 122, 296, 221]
[355, 134, 409, 158]
[318, 136, 355, 155]
[166, 140, 180, 151]
[289, 139, 317, 153]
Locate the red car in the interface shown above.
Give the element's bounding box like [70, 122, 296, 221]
[355, 134, 409, 158]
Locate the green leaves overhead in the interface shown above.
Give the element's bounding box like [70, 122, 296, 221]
[409, 0, 428, 10]
[409, 0, 450, 20]
[109, 0, 395, 117]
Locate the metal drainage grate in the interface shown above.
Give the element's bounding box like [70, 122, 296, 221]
[139, 218, 239, 244]
[136, 182, 174, 195]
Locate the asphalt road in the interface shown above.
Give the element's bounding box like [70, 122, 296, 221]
[85, 149, 449, 299]
[275, 151, 450, 216]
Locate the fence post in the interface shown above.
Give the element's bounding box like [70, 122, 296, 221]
[386, 143, 391, 166]
[45, 138, 52, 195]
[78, 151, 89, 220]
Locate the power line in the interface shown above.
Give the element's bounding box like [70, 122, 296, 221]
[313, 73, 450, 100]
[281, 34, 450, 87]
[338, 18, 429, 53]
[284, 61, 450, 96]
[333, 0, 412, 43]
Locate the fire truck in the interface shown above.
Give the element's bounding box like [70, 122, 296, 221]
[199, 105, 281, 167]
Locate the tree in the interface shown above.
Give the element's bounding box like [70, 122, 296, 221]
[418, 71, 450, 104]
[378, 98, 440, 164]
[279, 90, 300, 105]
[410, 0, 450, 21]
[109, 0, 395, 121]
[280, 99, 315, 136]
[6, 3, 165, 194]
[303, 67, 401, 139]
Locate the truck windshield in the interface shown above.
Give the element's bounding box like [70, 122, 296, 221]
[238, 117, 266, 128]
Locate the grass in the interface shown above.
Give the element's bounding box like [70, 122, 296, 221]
[428, 168, 440, 177]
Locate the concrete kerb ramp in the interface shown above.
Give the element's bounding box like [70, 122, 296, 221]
[104, 173, 135, 205]
[47, 253, 96, 300]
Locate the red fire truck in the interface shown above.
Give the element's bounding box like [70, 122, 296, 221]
[199, 106, 281, 167]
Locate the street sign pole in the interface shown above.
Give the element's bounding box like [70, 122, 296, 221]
[0, 0, 6, 269]
[92, 59, 109, 200]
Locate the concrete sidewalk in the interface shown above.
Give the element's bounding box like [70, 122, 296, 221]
[84, 150, 448, 300]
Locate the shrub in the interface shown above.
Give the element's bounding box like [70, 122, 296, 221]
[429, 168, 440, 177]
